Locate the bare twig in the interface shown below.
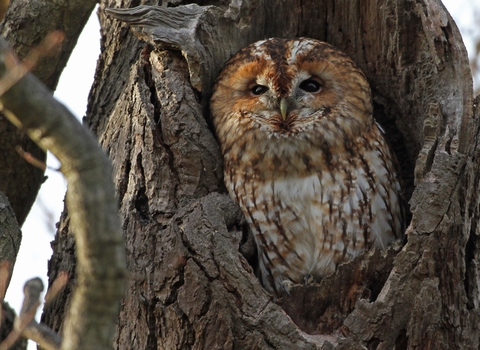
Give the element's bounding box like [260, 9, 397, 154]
[0, 31, 64, 96]
[0, 278, 62, 350]
[22, 322, 61, 350]
[0, 278, 42, 350]
[0, 260, 11, 330]
[44, 272, 68, 305]
[15, 146, 47, 171]
[0, 260, 11, 301]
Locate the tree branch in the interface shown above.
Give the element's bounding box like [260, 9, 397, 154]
[1, 0, 98, 89]
[0, 278, 61, 350]
[19, 278, 61, 350]
[0, 0, 98, 226]
[0, 37, 125, 350]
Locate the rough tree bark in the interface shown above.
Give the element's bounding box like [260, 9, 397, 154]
[43, 0, 479, 349]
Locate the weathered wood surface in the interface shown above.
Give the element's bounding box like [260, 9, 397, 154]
[44, 0, 479, 349]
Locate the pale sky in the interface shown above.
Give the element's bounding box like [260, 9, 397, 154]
[3, 2, 479, 348]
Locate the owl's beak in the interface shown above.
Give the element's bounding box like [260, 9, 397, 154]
[279, 98, 288, 120]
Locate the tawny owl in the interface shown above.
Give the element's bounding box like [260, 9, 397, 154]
[210, 38, 404, 297]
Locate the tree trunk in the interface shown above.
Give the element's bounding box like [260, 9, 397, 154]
[43, 0, 479, 349]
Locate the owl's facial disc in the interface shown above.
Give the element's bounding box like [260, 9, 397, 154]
[246, 79, 291, 124]
[211, 37, 373, 141]
[254, 74, 324, 128]
[247, 76, 324, 133]
[249, 82, 290, 121]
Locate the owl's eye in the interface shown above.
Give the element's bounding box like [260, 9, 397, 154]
[251, 85, 269, 95]
[299, 79, 322, 93]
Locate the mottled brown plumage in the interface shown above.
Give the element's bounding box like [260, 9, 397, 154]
[210, 38, 404, 296]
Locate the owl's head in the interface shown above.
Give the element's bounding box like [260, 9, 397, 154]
[211, 38, 374, 151]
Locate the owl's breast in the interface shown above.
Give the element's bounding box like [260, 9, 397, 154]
[225, 133, 403, 292]
[227, 170, 349, 282]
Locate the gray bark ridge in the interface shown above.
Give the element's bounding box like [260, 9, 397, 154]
[106, 5, 219, 94]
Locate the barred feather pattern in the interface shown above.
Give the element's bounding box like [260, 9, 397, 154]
[210, 38, 404, 296]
